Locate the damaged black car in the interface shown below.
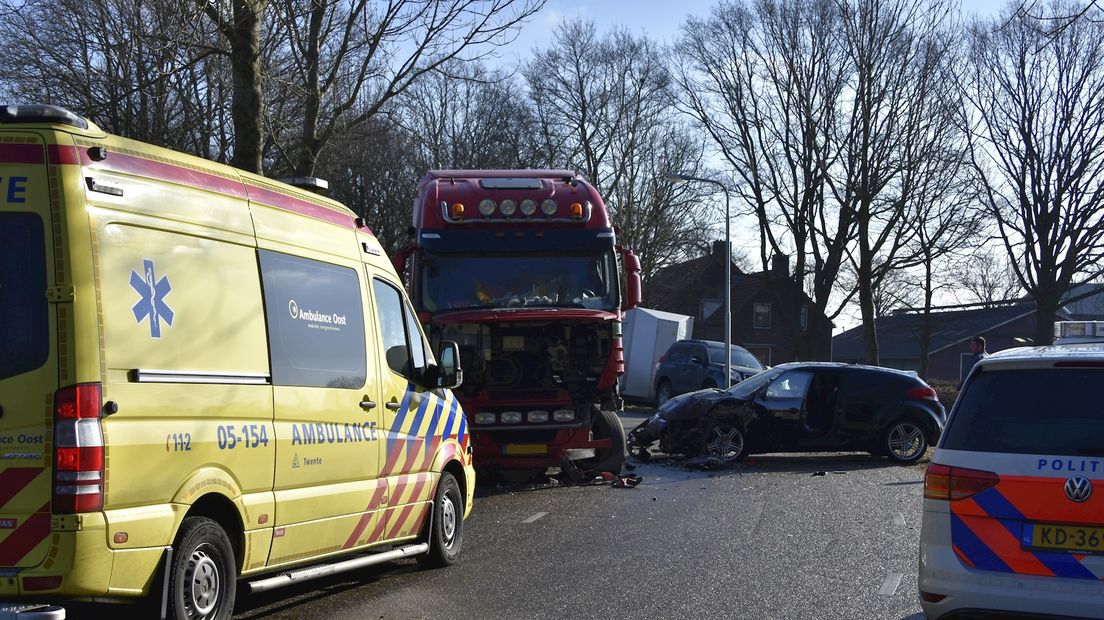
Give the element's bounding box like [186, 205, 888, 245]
[628, 362, 945, 464]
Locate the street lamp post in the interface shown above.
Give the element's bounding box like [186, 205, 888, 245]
[663, 172, 732, 386]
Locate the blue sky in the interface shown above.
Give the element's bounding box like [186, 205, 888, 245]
[494, 0, 1012, 66]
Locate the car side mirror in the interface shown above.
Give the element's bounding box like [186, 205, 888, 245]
[690, 355, 704, 366]
[433, 341, 463, 389]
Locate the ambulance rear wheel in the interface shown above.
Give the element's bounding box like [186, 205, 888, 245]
[167, 516, 236, 620]
[419, 472, 464, 568]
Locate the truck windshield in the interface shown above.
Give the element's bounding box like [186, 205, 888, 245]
[420, 251, 619, 311]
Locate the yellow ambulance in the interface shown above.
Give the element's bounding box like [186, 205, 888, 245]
[0, 104, 474, 619]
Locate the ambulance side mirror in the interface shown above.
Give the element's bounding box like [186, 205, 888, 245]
[432, 341, 463, 389]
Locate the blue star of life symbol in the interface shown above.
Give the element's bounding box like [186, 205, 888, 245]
[130, 259, 174, 338]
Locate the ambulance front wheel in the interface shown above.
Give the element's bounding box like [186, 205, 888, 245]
[167, 516, 237, 620]
[418, 471, 464, 568]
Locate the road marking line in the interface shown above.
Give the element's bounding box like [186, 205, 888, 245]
[522, 512, 548, 524]
[878, 572, 903, 596]
[892, 512, 906, 527]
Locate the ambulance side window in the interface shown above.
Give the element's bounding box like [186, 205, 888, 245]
[258, 250, 366, 388]
[373, 278, 427, 381]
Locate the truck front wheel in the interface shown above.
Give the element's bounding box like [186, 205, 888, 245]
[574, 408, 626, 474]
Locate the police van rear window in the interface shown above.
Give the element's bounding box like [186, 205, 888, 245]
[942, 368, 1104, 456]
[0, 213, 49, 380]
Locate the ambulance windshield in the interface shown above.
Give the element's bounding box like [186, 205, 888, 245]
[420, 251, 619, 312]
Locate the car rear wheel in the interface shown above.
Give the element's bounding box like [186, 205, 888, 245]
[703, 422, 747, 462]
[884, 420, 928, 463]
[656, 380, 672, 406]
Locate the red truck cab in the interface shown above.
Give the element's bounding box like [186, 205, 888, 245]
[394, 170, 641, 477]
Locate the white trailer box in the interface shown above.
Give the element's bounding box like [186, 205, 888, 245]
[621, 307, 694, 402]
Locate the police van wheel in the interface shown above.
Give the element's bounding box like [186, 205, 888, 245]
[167, 516, 236, 620]
[418, 472, 463, 568]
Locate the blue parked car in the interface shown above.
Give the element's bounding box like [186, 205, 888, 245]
[653, 339, 764, 404]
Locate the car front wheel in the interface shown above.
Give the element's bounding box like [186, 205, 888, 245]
[883, 420, 928, 463]
[702, 422, 747, 462]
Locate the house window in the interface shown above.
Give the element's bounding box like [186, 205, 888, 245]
[746, 345, 772, 367]
[753, 302, 771, 329]
[800, 304, 808, 332]
[700, 299, 720, 323]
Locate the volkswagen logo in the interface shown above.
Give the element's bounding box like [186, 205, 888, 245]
[1065, 476, 1093, 503]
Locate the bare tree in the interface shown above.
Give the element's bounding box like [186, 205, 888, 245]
[394, 60, 535, 170]
[675, 0, 855, 360]
[950, 247, 1024, 307]
[526, 21, 714, 281]
[0, 0, 231, 156]
[833, 0, 966, 365]
[262, 0, 543, 178]
[318, 118, 421, 252]
[964, 1, 1104, 344]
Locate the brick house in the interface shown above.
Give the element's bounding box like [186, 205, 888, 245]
[645, 242, 833, 365]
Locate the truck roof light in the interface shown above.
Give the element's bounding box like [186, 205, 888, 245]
[478, 199, 496, 217]
[570, 202, 584, 218]
[541, 199, 557, 216]
[520, 199, 537, 216]
[500, 199, 517, 216]
[451, 203, 465, 220]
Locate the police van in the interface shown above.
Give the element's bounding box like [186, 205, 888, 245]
[0, 105, 474, 619]
[918, 323, 1104, 618]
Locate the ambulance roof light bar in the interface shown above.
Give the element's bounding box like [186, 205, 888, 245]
[0, 104, 89, 129]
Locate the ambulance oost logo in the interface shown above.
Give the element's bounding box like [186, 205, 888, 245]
[129, 259, 174, 338]
[1065, 476, 1093, 503]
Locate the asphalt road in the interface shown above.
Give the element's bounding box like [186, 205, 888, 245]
[224, 411, 930, 620]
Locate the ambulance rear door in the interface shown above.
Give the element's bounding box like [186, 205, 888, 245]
[0, 130, 61, 570]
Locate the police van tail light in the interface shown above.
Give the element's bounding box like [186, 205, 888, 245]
[924, 464, 999, 501]
[53, 383, 105, 514]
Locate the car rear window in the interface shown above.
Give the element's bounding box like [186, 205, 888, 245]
[942, 368, 1104, 456]
[0, 213, 49, 380]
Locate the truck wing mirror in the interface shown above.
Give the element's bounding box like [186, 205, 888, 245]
[434, 341, 463, 389]
[621, 248, 642, 310]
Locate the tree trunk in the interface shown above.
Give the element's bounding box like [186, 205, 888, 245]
[918, 261, 934, 380]
[1034, 295, 1061, 346]
[296, 0, 325, 177]
[227, 0, 265, 174]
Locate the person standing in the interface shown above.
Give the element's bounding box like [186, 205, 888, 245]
[958, 335, 989, 389]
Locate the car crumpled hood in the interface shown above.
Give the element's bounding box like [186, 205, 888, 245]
[657, 388, 745, 421]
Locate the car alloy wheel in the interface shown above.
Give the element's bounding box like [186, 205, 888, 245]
[705, 423, 745, 462]
[886, 421, 927, 463]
